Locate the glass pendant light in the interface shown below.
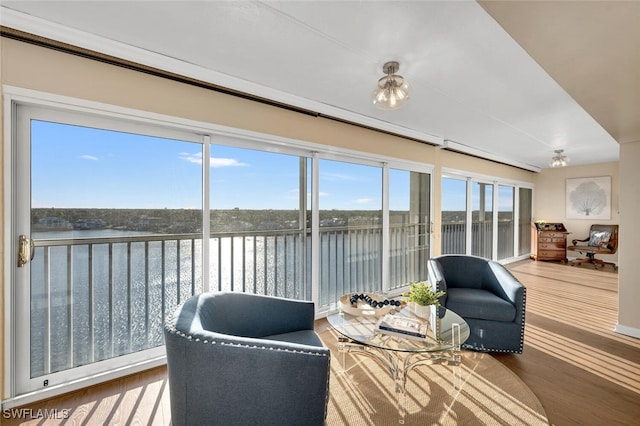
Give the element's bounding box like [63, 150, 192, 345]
[549, 149, 570, 167]
[372, 61, 410, 110]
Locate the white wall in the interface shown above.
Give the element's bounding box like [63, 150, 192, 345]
[618, 140, 640, 336]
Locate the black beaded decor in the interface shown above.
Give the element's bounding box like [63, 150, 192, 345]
[349, 293, 402, 309]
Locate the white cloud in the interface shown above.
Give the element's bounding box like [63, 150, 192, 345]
[179, 152, 248, 168]
[211, 157, 248, 168]
[355, 198, 373, 204]
[179, 152, 203, 164]
[80, 154, 98, 161]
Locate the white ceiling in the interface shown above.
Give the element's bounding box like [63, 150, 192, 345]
[1, 1, 634, 172]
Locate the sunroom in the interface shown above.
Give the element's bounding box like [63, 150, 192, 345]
[1, 2, 638, 417]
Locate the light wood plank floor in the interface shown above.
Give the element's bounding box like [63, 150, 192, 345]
[3, 260, 639, 425]
[494, 260, 640, 426]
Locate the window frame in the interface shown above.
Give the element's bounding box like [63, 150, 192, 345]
[3, 85, 435, 404]
[441, 167, 534, 262]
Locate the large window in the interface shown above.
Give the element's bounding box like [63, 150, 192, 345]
[441, 177, 467, 254]
[472, 182, 493, 258]
[318, 160, 382, 305]
[518, 188, 533, 256]
[389, 169, 430, 288]
[498, 185, 515, 260]
[441, 172, 533, 261]
[208, 145, 309, 299]
[25, 116, 203, 384]
[9, 95, 433, 398]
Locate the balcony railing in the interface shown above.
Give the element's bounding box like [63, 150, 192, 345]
[441, 219, 530, 259]
[30, 222, 429, 377]
[30, 233, 203, 377]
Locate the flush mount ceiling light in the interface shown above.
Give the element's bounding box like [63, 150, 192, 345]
[549, 149, 570, 167]
[372, 61, 410, 110]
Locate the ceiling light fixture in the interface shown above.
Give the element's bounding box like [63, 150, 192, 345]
[549, 149, 570, 167]
[372, 61, 410, 110]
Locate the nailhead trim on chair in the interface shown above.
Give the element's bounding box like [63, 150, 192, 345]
[165, 301, 332, 422]
[164, 310, 330, 358]
[442, 285, 527, 354]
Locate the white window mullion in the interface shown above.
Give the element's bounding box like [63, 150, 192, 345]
[381, 163, 390, 293]
[465, 177, 473, 254]
[202, 136, 211, 292]
[492, 181, 499, 261]
[429, 172, 435, 259]
[513, 185, 520, 260]
[311, 152, 320, 308]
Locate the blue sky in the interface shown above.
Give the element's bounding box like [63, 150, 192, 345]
[442, 177, 516, 212]
[32, 120, 514, 211]
[31, 120, 405, 210]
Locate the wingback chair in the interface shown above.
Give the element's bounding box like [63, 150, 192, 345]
[164, 292, 331, 426]
[567, 224, 619, 270]
[427, 255, 526, 353]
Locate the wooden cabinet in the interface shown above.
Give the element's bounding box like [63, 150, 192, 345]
[530, 222, 569, 262]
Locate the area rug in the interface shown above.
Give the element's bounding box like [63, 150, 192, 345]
[320, 328, 548, 426]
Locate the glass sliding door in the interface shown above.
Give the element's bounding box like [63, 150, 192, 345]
[472, 182, 493, 258]
[518, 188, 533, 256]
[318, 159, 382, 306]
[497, 185, 515, 260]
[441, 177, 467, 254]
[388, 169, 430, 290]
[208, 145, 309, 300]
[9, 95, 435, 401]
[16, 106, 203, 395]
[442, 173, 533, 260]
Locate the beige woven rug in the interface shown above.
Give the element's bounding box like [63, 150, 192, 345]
[320, 329, 548, 426]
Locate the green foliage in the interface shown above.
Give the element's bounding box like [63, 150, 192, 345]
[402, 281, 446, 306]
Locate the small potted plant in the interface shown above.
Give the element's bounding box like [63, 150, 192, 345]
[402, 281, 446, 318]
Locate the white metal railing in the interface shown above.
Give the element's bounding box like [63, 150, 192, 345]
[30, 233, 202, 377]
[30, 222, 429, 377]
[441, 220, 526, 259]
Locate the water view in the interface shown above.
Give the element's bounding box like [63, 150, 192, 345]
[29, 211, 424, 378]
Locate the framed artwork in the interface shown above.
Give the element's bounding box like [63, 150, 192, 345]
[566, 176, 611, 220]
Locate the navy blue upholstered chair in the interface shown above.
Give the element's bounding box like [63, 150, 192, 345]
[164, 292, 330, 426]
[427, 255, 526, 353]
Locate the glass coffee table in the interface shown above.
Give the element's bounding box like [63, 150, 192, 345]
[327, 302, 470, 424]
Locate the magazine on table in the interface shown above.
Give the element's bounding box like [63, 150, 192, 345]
[376, 314, 429, 339]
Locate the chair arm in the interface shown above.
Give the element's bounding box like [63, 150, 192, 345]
[427, 259, 448, 305]
[571, 237, 589, 245]
[485, 262, 526, 325]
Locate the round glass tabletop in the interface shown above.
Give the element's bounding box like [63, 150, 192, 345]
[327, 304, 470, 353]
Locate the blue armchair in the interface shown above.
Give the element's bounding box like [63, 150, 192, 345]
[164, 292, 331, 426]
[427, 255, 526, 353]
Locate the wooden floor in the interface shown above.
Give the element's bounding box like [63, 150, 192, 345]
[3, 260, 639, 425]
[494, 260, 640, 426]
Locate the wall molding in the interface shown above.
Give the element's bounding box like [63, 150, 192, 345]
[614, 324, 640, 339]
